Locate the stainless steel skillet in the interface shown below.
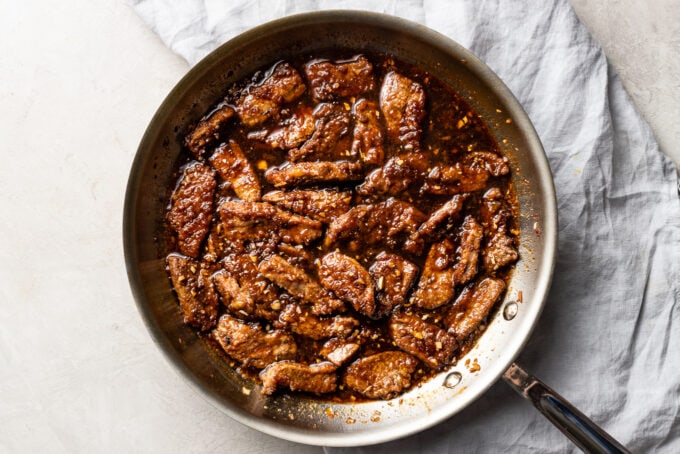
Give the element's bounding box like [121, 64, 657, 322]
[123, 10, 628, 451]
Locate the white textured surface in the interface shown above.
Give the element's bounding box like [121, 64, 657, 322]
[0, 1, 678, 453]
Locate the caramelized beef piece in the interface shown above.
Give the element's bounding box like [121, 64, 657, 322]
[422, 152, 510, 195]
[288, 103, 351, 162]
[258, 255, 345, 315]
[320, 338, 361, 366]
[411, 239, 457, 309]
[167, 255, 219, 331]
[276, 243, 314, 267]
[221, 253, 281, 321]
[262, 189, 352, 223]
[235, 62, 306, 126]
[318, 251, 375, 317]
[208, 140, 261, 202]
[368, 252, 418, 317]
[379, 71, 426, 151]
[325, 198, 426, 252]
[185, 104, 235, 156]
[278, 303, 358, 340]
[218, 201, 322, 245]
[406, 194, 468, 254]
[248, 106, 315, 150]
[304, 56, 375, 100]
[212, 269, 255, 316]
[445, 277, 506, 343]
[167, 163, 216, 258]
[260, 361, 337, 395]
[357, 153, 429, 198]
[351, 98, 384, 165]
[213, 314, 297, 369]
[389, 311, 457, 369]
[480, 188, 518, 271]
[265, 161, 364, 188]
[343, 351, 418, 399]
[452, 215, 483, 285]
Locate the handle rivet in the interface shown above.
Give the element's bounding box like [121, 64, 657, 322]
[503, 302, 518, 320]
[444, 371, 462, 388]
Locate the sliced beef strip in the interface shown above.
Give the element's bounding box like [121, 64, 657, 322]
[212, 269, 255, 317]
[320, 338, 361, 366]
[343, 351, 418, 400]
[351, 98, 385, 165]
[262, 189, 352, 223]
[406, 194, 468, 254]
[389, 311, 457, 369]
[213, 314, 297, 369]
[185, 104, 235, 157]
[247, 105, 315, 150]
[208, 140, 261, 202]
[258, 255, 345, 315]
[379, 71, 426, 151]
[278, 303, 358, 340]
[260, 361, 337, 395]
[167, 255, 219, 331]
[325, 198, 426, 252]
[304, 56, 375, 101]
[444, 277, 506, 343]
[235, 62, 306, 127]
[288, 103, 351, 162]
[167, 163, 216, 258]
[357, 153, 429, 198]
[318, 251, 375, 317]
[275, 243, 314, 267]
[218, 201, 323, 246]
[480, 187, 518, 271]
[451, 215, 483, 286]
[410, 238, 457, 310]
[369, 252, 418, 317]
[265, 161, 364, 188]
[421, 152, 510, 196]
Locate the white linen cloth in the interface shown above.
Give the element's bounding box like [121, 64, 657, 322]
[132, 0, 680, 452]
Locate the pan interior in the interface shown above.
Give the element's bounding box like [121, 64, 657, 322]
[123, 11, 556, 447]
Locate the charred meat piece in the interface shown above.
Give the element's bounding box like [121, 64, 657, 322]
[248, 106, 315, 150]
[320, 338, 361, 366]
[351, 98, 384, 165]
[221, 253, 281, 321]
[451, 215, 483, 286]
[480, 187, 518, 271]
[265, 161, 364, 188]
[260, 361, 337, 395]
[208, 140, 261, 202]
[168, 163, 216, 258]
[213, 314, 297, 369]
[343, 351, 418, 399]
[288, 103, 351, 162]
[406, 194, 468, 254]
[185, 104, 235, 157]
[325, 198, 426, 252]
[410, 239, 457, 310]
[278, 303, 358, 340]
[445, 277, 506, 343]
[212, 269, 255, 316]
[304, 56, 375, 100]
[258, 255, 345, 315]
[167, 255, 219, 331]
[357, 153, 429, 198]
[389, 311, 457, 369]
[422, 152, 510, 195]
[318, 251, 375, 317]
[262, 189, 352, 223]
[235, 62, 306, 126]
[369, 252, 418, 317]
[379, 71, 426, 151]
[218, 201, 323, 245]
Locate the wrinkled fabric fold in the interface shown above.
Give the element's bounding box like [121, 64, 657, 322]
[132, 0, 680, 451]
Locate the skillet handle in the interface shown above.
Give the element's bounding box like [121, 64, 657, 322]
[503, 362, 631, 454]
